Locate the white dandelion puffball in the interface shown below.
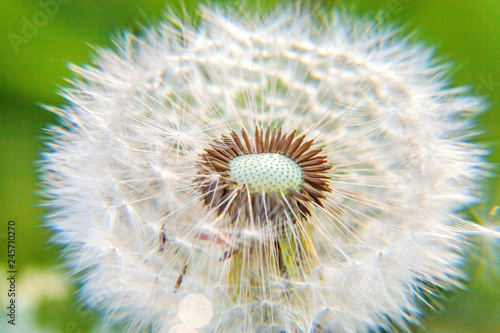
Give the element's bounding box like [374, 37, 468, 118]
[42, 4, 490, 333]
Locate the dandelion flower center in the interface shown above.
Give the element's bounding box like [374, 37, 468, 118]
[195, 127, 332, 224]
[228, 153, 303, 194]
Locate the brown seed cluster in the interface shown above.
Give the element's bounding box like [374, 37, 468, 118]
[195, 127, 332, 227]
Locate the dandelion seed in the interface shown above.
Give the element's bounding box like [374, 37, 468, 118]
[41, 3, 495, 332]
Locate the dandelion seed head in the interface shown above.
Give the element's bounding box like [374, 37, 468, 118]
[41, 3, 493, 332]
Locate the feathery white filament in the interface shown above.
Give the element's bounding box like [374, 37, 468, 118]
[228, 153, 303, 194]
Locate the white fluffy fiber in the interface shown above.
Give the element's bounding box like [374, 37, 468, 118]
[42, 4, 488, 332]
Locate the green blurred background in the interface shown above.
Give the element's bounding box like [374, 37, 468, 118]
[0, 0, 498, 332]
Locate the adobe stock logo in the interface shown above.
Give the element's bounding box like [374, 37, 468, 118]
[8, 0, 70, 54]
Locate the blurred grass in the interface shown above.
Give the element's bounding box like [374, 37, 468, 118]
[0, 0, 498, 332]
